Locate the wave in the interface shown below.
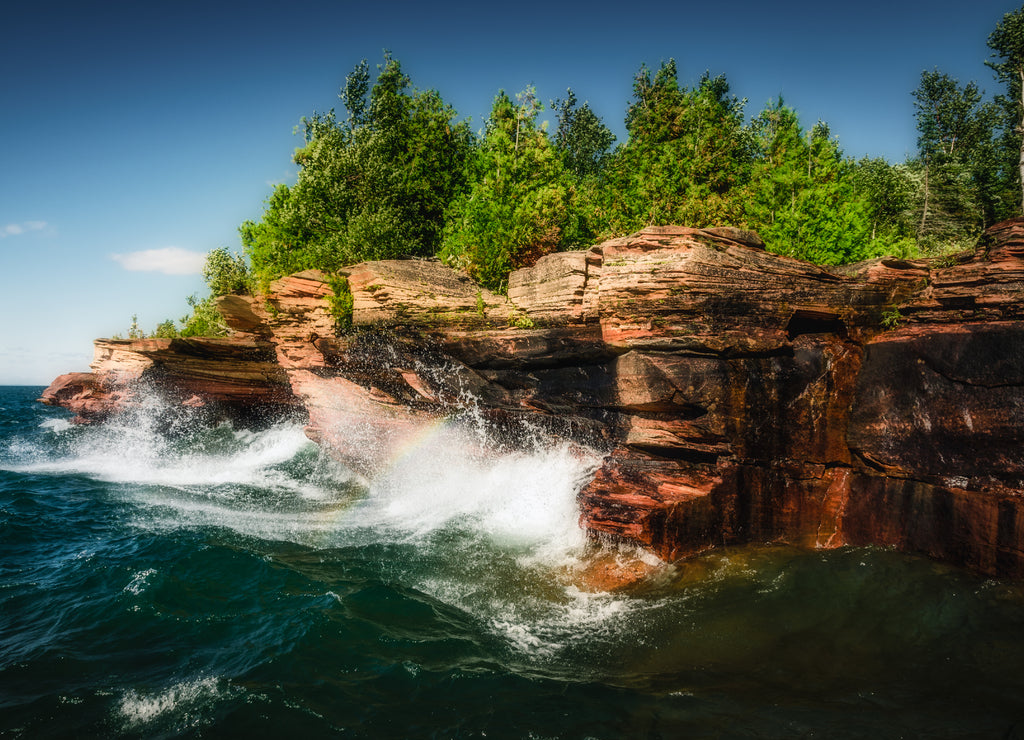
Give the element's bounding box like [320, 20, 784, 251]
[38, 417, 73, 433]
[3, 391, 654, 666]
[4, 392, 605, 559]
[117, 675, 234, 732]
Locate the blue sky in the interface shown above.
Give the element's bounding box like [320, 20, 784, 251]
[1, 0, 1019, 385]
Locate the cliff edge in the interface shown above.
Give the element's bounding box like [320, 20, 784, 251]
[41, 220, 1024, 577]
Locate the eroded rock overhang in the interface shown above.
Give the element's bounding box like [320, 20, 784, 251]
[41, 220, 1024, 577]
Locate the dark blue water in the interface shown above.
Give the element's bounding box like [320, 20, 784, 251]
[3, 385, 1024, 738]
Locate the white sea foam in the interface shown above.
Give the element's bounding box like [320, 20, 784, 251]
[488, 587, 635, 658]
[12, 391, 602, 553]
[123, 569, 156, 596]
[363, 421, 599, 555]
[39, 417, 72, 433]
[13, 390, 651, 658]
[10, 416, 342, 493]
[118, 676, 225, 727]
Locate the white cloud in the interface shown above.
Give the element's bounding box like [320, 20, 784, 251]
[2, 220, 48, 237]
[110, 247, 206, 275]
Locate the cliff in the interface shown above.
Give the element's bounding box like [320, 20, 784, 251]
[41, 220, 1024, 578]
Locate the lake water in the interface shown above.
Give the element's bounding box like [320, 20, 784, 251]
[2, 384, 1024, 738]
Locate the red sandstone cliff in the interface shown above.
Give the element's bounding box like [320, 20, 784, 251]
[41, 220, 1024, 577]
[39, 336, 298, 426]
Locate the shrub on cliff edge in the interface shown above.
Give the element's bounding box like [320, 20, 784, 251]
[203, 247, 253, 297]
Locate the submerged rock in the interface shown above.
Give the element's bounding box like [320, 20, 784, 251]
[41, 219, 1024, 577]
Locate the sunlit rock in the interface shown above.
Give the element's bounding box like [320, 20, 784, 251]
[40, 217, 1024, 577]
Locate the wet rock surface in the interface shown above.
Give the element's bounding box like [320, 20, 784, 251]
[42, 220, 1024, 576]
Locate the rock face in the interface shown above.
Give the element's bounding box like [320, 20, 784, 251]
[41, 220, 1024, 577]
[573, 223, 1024, 577]
[39, 337, 298, 426]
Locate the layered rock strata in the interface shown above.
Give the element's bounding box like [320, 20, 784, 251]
[39, 336, 298, 426]
[42, 220, 1024, 577]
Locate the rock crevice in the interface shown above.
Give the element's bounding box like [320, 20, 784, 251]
[41, 219, 1024, 577]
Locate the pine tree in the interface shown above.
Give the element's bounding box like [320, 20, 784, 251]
[240, 55, 473, 287]
[550, 89, 615, 178]
[590, 61, 752, 237]
[745, 101, 876, 264]
[987, 6, 1024, 213]
[441, 89, 573, 291]
[851, 157, 916, 255]
[910, 69, 997, 248]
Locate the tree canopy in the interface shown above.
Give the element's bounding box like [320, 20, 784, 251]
[441, 89, 574, 291]
[240, 54, 473, 288]
[987, 6, 1024, 213]
[210, 17, 1023, 325]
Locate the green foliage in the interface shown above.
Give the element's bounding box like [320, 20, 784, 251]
[743, 101, 879, 264]
[203, 247, 252, 296]
[326, 274, 354, 333]
[988, 7, 1024, 214]
[127, 314, 144, 339]
[508, 309, 535, 329]
[341, 59, 370, 128]
[881, 307, 903, 330]
[180, 295, 228, 338]
[551, 89, 615, 178]
[933, 249, 968, 268]
[910, 69, 1000, 244]
[113, 314, 181, 341]
[903, 157, 986, 253]
[171, 249, 250, 338]
[228, 33, 1024, 301]
[587, 62, 752, 238]
[971, 100, 1020, 225]
[851, 157, 917, 253]
[988, 7, 1024, 90]
[152, 319, 179, 338]
[913, 69, 991, 162]
[441, 89, 574, 291]
[241, 55, 474, 287]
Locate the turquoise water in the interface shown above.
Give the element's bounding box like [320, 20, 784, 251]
[2, 384, 1024, 738]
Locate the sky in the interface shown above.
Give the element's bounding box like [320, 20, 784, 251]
[1, 0, 1019, 385]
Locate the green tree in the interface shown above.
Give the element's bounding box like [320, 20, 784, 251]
[910, 70, 996, 245]
[126, 314, 144, 340]
[203, 247, 252, 296]
[180, 295, 228, 338]
[851, 157, 916, 254]
[549, 89, 616, 247]
[341, 59, 370, 128]
[744, 101, 877, 264]
[550, 89, 615, 178]
[152, 319, 179, 338]
[589, 62, 752, 237]
[987, 6, 1024, 213]
[441, 88, 573, 291]
[241, 55, 473, 287]
[913, 69, 989, 161]
[904, 157, 985, 251]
